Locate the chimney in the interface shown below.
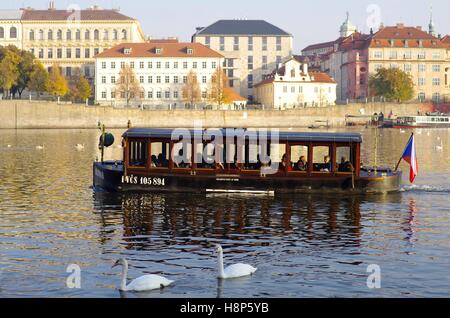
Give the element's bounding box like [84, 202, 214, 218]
[48, 1, 55, 10]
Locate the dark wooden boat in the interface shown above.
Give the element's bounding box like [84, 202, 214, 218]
[93, 128, 402, 195]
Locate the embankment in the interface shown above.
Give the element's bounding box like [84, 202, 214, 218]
[0, 100, 437, 129]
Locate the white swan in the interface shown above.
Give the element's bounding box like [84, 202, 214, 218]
[7, 144, 12, 148]
[112, 258, 174, 292]
[75, 144, 85, 151]
[215, 244, 257, 279]
[36, 144, 45, 150]
[400, 129, 406, 134]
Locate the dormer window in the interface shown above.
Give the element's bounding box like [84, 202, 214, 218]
[418, 40, 423, 47]
[389, 39, 395, 47]
[123, 48, 132, 55]
[155, 48, 162, 54]
[404, 40, 409, 48]
[187, 48, 194, 55]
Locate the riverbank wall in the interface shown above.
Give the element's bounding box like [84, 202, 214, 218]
[0, 100, 437, 129]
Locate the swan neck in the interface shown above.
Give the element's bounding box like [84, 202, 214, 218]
[120, 261, 128, 291]
[218, 250, 225, 278]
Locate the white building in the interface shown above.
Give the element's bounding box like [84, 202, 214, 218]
[0, 10, 23, 49]
[94, 41, 225, 107]
[192, 20, 293, 102]
[254, 58, 337, 109]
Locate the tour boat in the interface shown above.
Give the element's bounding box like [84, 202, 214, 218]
[382, 115, 450, 129]
[93, 128, 402, 195]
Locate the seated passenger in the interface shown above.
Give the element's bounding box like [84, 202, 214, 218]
[296, 156, 308, 171]
[157, 154, 167, 167]
[320, 156, 332, 172]
[279, 154, 293, 172]
[151, 155, 157, 168]
[338, 156, 355, 173]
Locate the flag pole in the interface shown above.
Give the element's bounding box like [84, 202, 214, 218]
[395, 133, 414, 171]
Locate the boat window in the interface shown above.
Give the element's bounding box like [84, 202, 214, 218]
[313, 146, 331, 172]
[336, 146, 355, 173]
[195, 143, 217, 169]
[290, 145, 309, 172]
[150, 142, 169, 168]
[172, 141, 192, 168]
[243, 144, 261, 170]
[225, 143, 243, 170]
[128, 140, 148, 168]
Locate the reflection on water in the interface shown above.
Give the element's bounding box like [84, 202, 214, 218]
[0, 128, 449, 298]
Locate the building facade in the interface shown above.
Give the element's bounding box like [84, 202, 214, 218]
[0, 10, 23, 49]
[192, 20, 293, 101]
[254, 58, 337, 109]
[0, 4, 145, 81]
[94, 42, 224, 107]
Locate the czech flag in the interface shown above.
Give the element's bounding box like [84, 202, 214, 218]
[401, 134, 418, 183]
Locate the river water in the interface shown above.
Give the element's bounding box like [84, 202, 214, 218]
[0, 128, 449, 298]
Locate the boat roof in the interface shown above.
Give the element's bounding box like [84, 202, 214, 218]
[123, 128, 363, 143]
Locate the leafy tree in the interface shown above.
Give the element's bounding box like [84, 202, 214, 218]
[369, 67, 414, 102]
[208, 67, 233, 106]
[46, 63, 68, 98]
[182, 70, 201, 107]
[68, 69, 91, 102]
[115, 64, 142, 106]
[28, 61, 49, 98]
[0, 48, 20, 98]
[6, 46, 35, 98]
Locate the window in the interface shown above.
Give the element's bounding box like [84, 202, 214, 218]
[103, 30, 108, 40]
[9, 27, 17, 39]
[262, 56, 268, 70]
[165, 61, 170, 69]
[66, 67, 72, 77]
[389, 51, 397, 59]
[202, 61, 207, 69]
[85, 48, 90, 58]
[140, 76, 144, 84]
[374, 51, 383, 59]
[276, 37, 282, 51]
[231, 36, 239, 51]
[94, 29, 99, 40]
[202, 90, 207, 99]
[38, 49, 44, 59]
[94, 48, 99, 56]
[212, 61, 216, 69]
[57, 29, 62, 40]
[205, 36, 210, 48]
[283, 86, 288, 93]
[67, 30, 72, 40]
[85, 30, 90, 40]
[148, 76, 153, 83]
[165, 91, 170, 99]
[76, 48, 81, 58]
[247, 74, 253, 89]
[47, 49, 53, 59]
[174, 62, 178, 69]
[111, 91, 116, 99]
[262, 37, 267, 51]
[404, 64, 412, 72]
[187, 48, 193, 55]
[129, 140, 148, 168]
[165, 76, 170, 83]
[29, 30, 34, 40]
[66, 48, 72, 58]
[101, 76, 106, 84]
[39, 30, 44, 40]
[0, 27, 4, 39]
[291, 86, 295, 93]
[76, 29, 81, 40]
[432, 93, 440, 102]
[432, 52, 441, 60]
[418, 78, 426, 86]
[418, 92, 426, 101]
[183, 61, 188, 69]
[57, 48, 62, 59]
[299, 86, 303, 93]
[157, 62, 161, 69]
[248, 36, 253, 51]
[102, 62, 106, 69]
[418, 52, 426, 59]
[130, 62, 134, 69]
[173, 91, 179, 99]
[140, 62, 144, 69]
[220, 36, 225, 51]
[102, 91, 107, 99]
[432, 65, 441, 72]
[47, 29, 53, 40]
[193, 62, 197, 69]
[183, 76, 187, 83]
[111, 62, 116, 69]
[290, 146, 309, 172]
[313, 146, 331, 172]
[418, 64, 426, 72]
[336, 147, 354, 173]
[113, 30, 118, 40]
[432, 78, 440, 86]
[248, 56, 253, 70]
[174, 76, 179, 84]
[122, 29, 127, 40]
[148, 61, 153, 68]
[111, 76, 116, 84]
[150, 142, 169, 168]
[156, 76, 161, 83]
[202, 76, 207, 84]
[148, 90, 153, 99]
[403, 51, 411, 59]
[121, 61, 125, 69]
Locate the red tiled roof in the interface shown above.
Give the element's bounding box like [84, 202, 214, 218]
[302, 39, 341, 52]
[254, 70, 335, 87]
[21, 9, 134, 21]
[441, 35, 450, 48]
[95, 42, 223, 58]
[369, 25, 446, 48]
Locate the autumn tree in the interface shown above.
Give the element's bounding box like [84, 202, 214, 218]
[0, 47, 20, 98]
[208, 67, 233, 106]
[28, 62, 49, 98]
[369, 67, 414, 102]
[8, 46, 35, 98]
[182, 70, 201, 107]
[115, 64, 142, 106]
[46, 63, 68, 98]
[68, 69, 91, 102]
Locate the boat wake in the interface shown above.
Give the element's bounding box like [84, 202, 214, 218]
[401, 184, 450, 193]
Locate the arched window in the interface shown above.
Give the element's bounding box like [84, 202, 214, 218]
[103, 30, 109, 40]
[76, 29, 81, 40]
[94, 29, 99, 40]
[113, 30, 118, 40]
[10, 27, 17, 38]
[85, 30, 90, 40]
[0, 27, 4, 38]
[122, 29, 127, 40]
[29, 30, 34, 40]
[48, 29, 53, 40]
[39, 29, 44, 40]
[57, 29, 62, 40]
[66, 30, 72, 40]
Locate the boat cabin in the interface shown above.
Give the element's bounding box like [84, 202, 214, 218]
[122, 129, 362, 179]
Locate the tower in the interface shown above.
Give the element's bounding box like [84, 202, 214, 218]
[340, 12, 357, 38]
[428, 5, 436, 37]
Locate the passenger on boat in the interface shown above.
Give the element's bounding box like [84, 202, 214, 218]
[151, 155, 157, 168]
[296, 156, 308, 171]
[338, 157, 355, 173]
[280, 154, 293, 172]
[320, 156, 332, 172]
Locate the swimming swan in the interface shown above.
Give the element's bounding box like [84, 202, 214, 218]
[215, 244, 257, 279]
[112, 258, 174, 292]
[36, 144, 45, 150]
[75, 144, 85, 151]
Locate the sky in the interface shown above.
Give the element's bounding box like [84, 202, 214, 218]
[7, 0, 450, 51]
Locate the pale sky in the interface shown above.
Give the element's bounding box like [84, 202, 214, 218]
[8, 0, 450, 51]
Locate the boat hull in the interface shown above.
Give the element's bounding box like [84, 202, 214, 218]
[93, 162, 402, 195]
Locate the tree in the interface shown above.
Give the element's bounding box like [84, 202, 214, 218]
[208, 67, 233, 106]
[68, 69, 91, 102]
[28, 61, 49, 98]
[46, 63, 68, 98]
[182, 70, 201, 107]
[115, 64, 142, 106]
[369, 67, 414, 102]
[7, 46, 35, 98]
[0, 48, 20, 98]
